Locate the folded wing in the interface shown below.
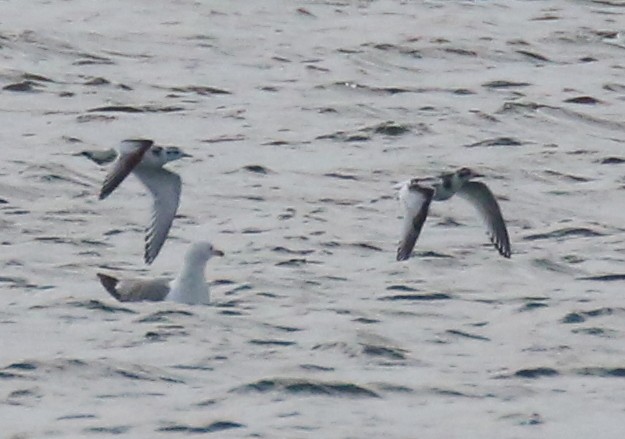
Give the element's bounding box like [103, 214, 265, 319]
[97, 273, 171, 302]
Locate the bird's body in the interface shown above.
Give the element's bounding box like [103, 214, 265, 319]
[166, 243, 217, 304]
[99, 139, 191, 264]
[97, 241, 224, 304]
[396, 168, 511, 261]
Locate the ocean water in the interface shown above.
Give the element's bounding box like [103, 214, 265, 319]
[1, 0, 625, 437]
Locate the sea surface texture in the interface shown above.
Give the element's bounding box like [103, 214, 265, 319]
[1, 0, 625, 437]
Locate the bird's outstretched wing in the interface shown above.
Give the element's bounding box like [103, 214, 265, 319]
[99, 139, 153, 200]
[134, 167, 182, 264]
[397, 181, 435, 261]
[457, 180, 511, 258]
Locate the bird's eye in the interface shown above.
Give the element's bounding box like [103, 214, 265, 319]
[459, 168, 470, 177]
[152, 146, 162, 154]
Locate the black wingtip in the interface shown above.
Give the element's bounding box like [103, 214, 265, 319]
[396, 249, 411, 261]
[144, 245, 155, 265]
[99, 178, 118, 200]
[495, 242, 511, 258]
[144, 241, 156, 265]
[97, 273, 121, 301]
[491, 236, 511, 259]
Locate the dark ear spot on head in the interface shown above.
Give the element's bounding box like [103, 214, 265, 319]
[458, 167, 471, 177]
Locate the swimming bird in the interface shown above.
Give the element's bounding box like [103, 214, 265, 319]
[396, 167, 511, 261]
[97, 241, 224, 304]
[99, 139, 191, 264]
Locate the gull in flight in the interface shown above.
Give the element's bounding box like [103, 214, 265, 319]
[99, 139, 191, 264]
[396, 167, 511, 261]
[97, 241, 224, 304]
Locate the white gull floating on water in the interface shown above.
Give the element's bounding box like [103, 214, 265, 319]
[396, 167, 511, 261]
[97, 241, 224, 304]
[98, 139, 191, 264]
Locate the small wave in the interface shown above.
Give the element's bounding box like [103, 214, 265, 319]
[157, 421, 244, 434]
[234, 377, 380, 398]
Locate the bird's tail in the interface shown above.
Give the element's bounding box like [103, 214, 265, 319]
[97, 273, 121, 301]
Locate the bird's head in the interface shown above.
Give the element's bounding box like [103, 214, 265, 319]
[186, 241, 224, 264]
[148, 146, 192, 165]
[456, 167, 483, 182]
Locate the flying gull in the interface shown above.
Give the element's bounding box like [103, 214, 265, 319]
[97, 241, 224, 304]
[396, 167, 511, 261]
[99, 139, 191, 264]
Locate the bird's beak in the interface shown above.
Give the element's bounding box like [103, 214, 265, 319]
[181, 152, 193, 158]
[472, 172, 484, 178]
[212, 249, 224, 257]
